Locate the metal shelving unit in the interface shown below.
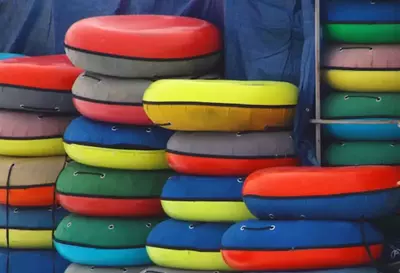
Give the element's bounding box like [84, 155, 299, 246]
[311, 0, 400, 165]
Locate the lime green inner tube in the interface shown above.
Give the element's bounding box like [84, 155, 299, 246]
[324, 24, 400, 43]
[324, 142, 400, 166]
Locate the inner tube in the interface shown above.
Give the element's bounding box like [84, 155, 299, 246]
[72, 72, 219, 125]
[0, 55, 82, 114]
[323, 118, 400, 141]
[166, 131, 298, 176]
[324, 142, 400, 166]
[0, 249, 70, 273]
[63, 117, 174, 170]
[322, 0, 400, 43]
[140, 267, 237, 273]
[54, 214, 164, 267]
[242, 166, 400, 220]
[65, 264, 146, 273]
[0, 155, 67, 206]
[65, 15, 221, 78]
[221, 220, 383, 271]
[161, 175, 255, 222]
[57, 161, 174, 217]
[0, 205, 68, 249]
[322, 44, 400, 92]
[0, 53, 24, 60]
[322, 92, 400, 119]
[143, 80, 298, 132]
[146, 219, 232, 270]
[0, 111, 73, 156]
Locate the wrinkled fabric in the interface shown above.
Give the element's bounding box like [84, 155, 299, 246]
[225, 0, 317, 165]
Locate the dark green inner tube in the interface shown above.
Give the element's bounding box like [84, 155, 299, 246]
[322, 92, 400, 119]
[324, 142, 400, 166]
[324, 24, 400, 44]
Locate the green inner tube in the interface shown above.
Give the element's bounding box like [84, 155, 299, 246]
[322, 92, 400, 119]
[57, 161, 174, 198]
[324, 142, 400, 166]
[54, 214, 164, 248]
[324, 24, 400, 44]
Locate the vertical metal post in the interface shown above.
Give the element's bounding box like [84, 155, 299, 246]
[314, 0, 322, 165]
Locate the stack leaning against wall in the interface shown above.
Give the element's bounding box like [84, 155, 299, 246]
[0, 53, 82, 273]
[52, 14, 225, 273]
[143, 39, 299, 273]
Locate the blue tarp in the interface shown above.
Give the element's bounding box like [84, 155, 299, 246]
[0, 0, 316, 165]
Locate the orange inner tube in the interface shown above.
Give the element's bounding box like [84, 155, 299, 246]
[167, 153, 299, 176]
[0, 185, 56, 207]
[222, 244, 382, 271]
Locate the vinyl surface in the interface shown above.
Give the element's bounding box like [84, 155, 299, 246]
[243, 166, 400, 220]
[54, 214, 163, 266]
[57, 161, 173, 217]
[221, 220, 383, 271]
[161, 175, 255, 222]
[143, 80, 298, 131]
[166, 131, 298, 176]
[65, 15, 221, 77]
[63, 117, 173, 170]
[146, 219, 232, 270]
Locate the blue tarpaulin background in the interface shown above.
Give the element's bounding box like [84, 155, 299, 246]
[0, 0, 316, 165]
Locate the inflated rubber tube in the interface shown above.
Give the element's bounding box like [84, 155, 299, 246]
[323, 118, 400, 141]
[322, 0, 400, 23]
[65, 264, 146, 273]
[0, 53, 24, 60]
[221, 220, 383, 271]
[0, 155, 67, 206]
[0, 111, 73, 156]
[72, 72, 219, 125]
[54, 214, 163, 267]
[0, 249, 70, 273]
[322, 92, 400, 119]
[143, 80, 298, 131]
[0, 205, 68, 249]
[146, 219, 232, 270]
[0, 55, 82, 114]
[322, 44, 400, 92]
[57, 161, 174, 217]
[63, 117, 174, 170]
[322, 0, 400, 43]
[243, 166, 400, 220]
[140, 267, 237, 273]
[324, 142, 400, 166]
[161, 175, 255, 222]
[166, 131, 298, 176]
[65, 15, 221, 78]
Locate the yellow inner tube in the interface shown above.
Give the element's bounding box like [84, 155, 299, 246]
[143, 80, 298, 105]
[143, 80, 298, 131]
[0, 138, 65, 157]
[161, 200, 256, 222]
[323, 70, 400, 92]
[0, 229, 53, 249]
[146, 246, 232, 271]
[64, 143, 169, 170]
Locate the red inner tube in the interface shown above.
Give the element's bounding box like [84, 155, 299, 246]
[58, 194, 164, 217]
[0, 55, 82, 90]
[73, 97, 153, 125]
[65, 15, 222, 59]
[167, 153, 299, 176]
